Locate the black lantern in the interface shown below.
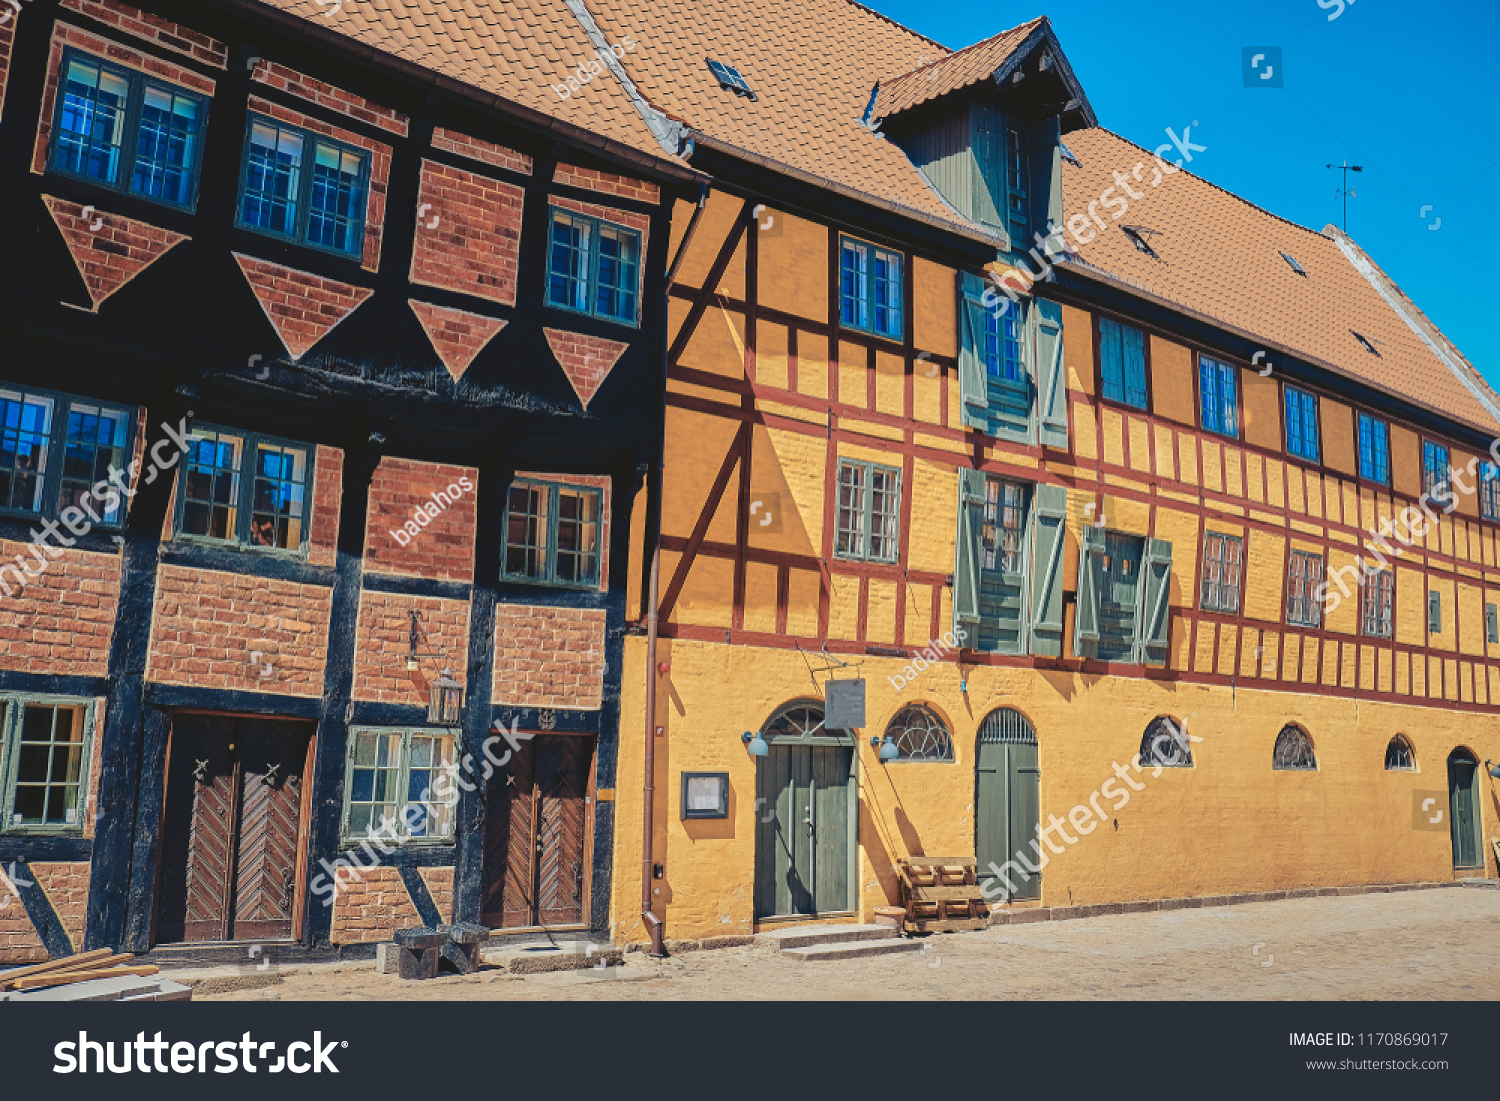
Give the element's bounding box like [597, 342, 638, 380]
[429, 668, 464, 725]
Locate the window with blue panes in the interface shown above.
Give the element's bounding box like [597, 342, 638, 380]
[0, 385, 134, 525]
[840, 236, 903, 339]
[1357, 412, 1389, 485]
[237, 115, 370, 258]
[49, 48, 208, 210]
[1198, 355, 1238, 438]
[502, 478, 603, 588]
[1422, 440, 1450, 506]
[177, 425, 311, 552]
[1481, 463, 1500, 521]
[1284, 386, 1319, 462]
[981, 301, 1024, 382]
[1099, 318, 1147, 409]
[545, 211, 640, 324]
[341, 728, 456, 843]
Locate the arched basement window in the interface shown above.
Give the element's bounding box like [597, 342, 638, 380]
[1139, 716, 1193, 767]
[1384, 734, 1415, 771]
[1273, 724, 1317, 771]
[885, 704, 953, 761]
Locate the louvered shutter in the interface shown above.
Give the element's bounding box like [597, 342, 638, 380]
[953, 467, 985, 629]
[1027, 115, 1063, 245]
[1135, 538, 1174, 666]
[1033, 298, 1067, 449]
[1073, 523, 1107, 659]
[1027, 483, 1067, 656]
[968, 103, 1007, 247]
[959, 271, 988, 430]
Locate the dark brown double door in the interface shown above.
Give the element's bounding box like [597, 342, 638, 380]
[156, 715, 313, 944]
[482, 734, 595, 929]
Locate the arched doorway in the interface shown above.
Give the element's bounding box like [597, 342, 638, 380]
[1448, 749, 1482, 869]
[975, 708, 1040, 901]
[753, 702, 857, 920]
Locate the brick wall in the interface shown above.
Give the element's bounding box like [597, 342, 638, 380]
[252, 59, 408, 137]
[409, 160, 524, 307]
[61, 0, 227, 66]
[418, 867, 455, 924]
[0, 864, 48, 964]
[329, 866, 422, 945]
[0, 543, 121, 676]
[245, 96, 391, 272]
[432, 128, 532, 176]
[34, 24, 216, 175]
[542, 328, 629, 410]
[234, 254, 374, 361]
[409, 300, 508, 382]
[43, 196, 189, 311]
[554, 162, 660, 204]
[309, 445, 343, 568]
[146, 566, 333, 696]
[352, 591, 471, 705]
[493, 604, 608, 710]
[0, 4, 15, 125]
[31, 863, 88, 950]
[363, 458, 478, 583]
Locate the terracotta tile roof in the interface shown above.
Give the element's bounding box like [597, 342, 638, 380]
[874, 17, 1044, 118]
[252, 0, 674, 163]
[584, 0, 991, 236]
[1058, 127, 1499, 434]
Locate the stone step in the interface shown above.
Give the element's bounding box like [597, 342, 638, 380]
[756, 924, 897, 951]
[782, 937, 923, 962]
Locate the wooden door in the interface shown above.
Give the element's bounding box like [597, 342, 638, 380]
[975, 709, 1040, 902]
[155, 715, 311, 944]
[481, 733, 595, 929]
[1449, 752, 1481, 869]
[754, 743, 852, 919]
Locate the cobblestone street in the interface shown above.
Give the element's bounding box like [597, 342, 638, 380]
[197, 886, 1500, 1001]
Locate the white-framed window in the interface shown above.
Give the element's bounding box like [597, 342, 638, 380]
[835, 458, 901, 563]
[1, 697, 95, 835]
[341, 727, 458, 844]
[839, 235, 903, 339]
[1286, 550, 1323, 628]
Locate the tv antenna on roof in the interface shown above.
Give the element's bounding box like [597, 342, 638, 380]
[1326, 160, 1363, 233]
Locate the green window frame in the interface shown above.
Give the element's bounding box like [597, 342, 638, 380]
[1357, 412, 1390, 485]
[1422, 440, 1450, 506]
[174, 423, 313, 554]
[839, 235, 903, 340]
[1198, 354, 1239, 438]
[236, 113, 371, 259]
[545, 209, 642, 326]
[501, 478, 604, 588]
[1481, 463, 1500, 522]
[835, 458, 901, 563]
[1199, 531, 1243, 615]
[1284, 385, 1320, 462]
[0, 383, 136, 528]
[341, 727, 458, 845]
[1098, 317, 1147, 410]
[0, 697, 95, 836]
[48, 46, 210, 211]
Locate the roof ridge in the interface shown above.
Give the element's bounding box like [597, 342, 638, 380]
[1081, 126, 1334, 244]
[836, 0, 954, 51]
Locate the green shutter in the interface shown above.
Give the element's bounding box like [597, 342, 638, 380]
[968, 103, 1008, 248]
[953, 467, 985, 628]
[1135, 537, 1174, 666]
[959, 271, 988, 430]
[1428, 591, 1441, 634]
[1073, 523, 1106, 659]
[1486, 603, 1497, 645]
[1033, 297, 1067, 450]
[1026, 115, 1063, 245]
[1027, 483, 1067, 657]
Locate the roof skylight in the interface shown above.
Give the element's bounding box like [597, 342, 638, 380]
[707, 59, 757, 100]
[1059, 141, 1079, 166]
[1280, 251, 1307, 275]
[1351, 330, 1381, 356]
[1121, 226, 1159, 259]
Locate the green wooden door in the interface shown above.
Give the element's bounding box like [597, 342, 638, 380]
[755, 743, 853, 918]
[1098, 533, 1144, 661]
[975, 709, 1040, 902]
[1448, 752, 1481, 868]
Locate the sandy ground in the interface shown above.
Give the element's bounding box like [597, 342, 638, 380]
[195, 887, 1500, 1001]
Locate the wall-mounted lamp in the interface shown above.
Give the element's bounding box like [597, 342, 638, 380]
[428, 668, 465, 725]
[870, 735, 900, 762]
[741, 730, 768, 757]
[1488, 758, 1500, 779]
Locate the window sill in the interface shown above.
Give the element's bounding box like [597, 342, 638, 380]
[543, 301, 640, 329]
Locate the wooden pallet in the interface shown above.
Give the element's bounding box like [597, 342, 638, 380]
[898, 857, 989, 933]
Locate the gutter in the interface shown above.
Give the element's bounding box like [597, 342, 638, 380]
[640, 180, 712, 958]
[202, 0, 705, 185]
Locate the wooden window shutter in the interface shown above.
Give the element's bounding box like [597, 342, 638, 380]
[1073, 523, 1107, 659]
[1428, 591, 1441, 634]
[1487, 602, 1498, 645]
[968, 103, 1007, 247]
[1026, 114, 1063, 248]
[1033, 298, 1067, 449]
[1135, 537, 1175, 666]
[958, 271, 989, 430]
[1027, 483, 1068, 656]
[953, 467, 986, 628]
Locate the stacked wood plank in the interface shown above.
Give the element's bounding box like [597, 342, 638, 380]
[897, 856, 989, 933]
[0, 949, 159, 992]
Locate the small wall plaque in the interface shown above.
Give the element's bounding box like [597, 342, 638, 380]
[680, 772, 729, 819]
[825, 678, 866, 730]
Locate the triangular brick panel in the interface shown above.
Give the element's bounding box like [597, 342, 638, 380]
[235, 254, 373, 361]
[43, 196, 189, 311]
[410, 300, 507, 382]
[543, 328, 628, 410]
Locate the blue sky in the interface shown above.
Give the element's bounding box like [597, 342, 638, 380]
[871, 0, 1500, 389]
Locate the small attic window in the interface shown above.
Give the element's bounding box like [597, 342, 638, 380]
[1060, 141, 1079, 167]
[707, 59, 756, 100]
[1280, 251, 1307, 276]
[1121, 226, 1159, 259]
[1351, 330, 1382, 356]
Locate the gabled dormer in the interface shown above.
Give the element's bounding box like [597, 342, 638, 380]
[872, 17, 1095, 255]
